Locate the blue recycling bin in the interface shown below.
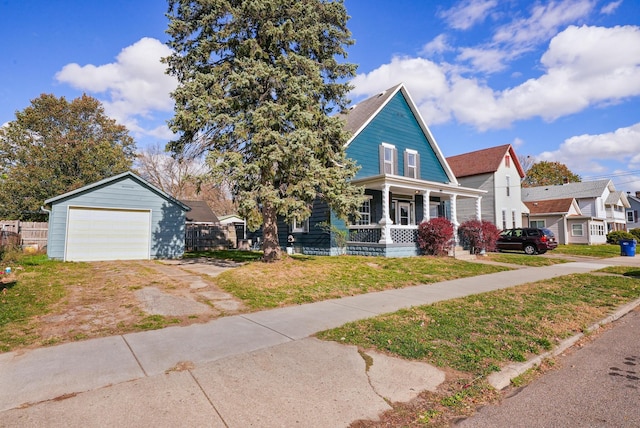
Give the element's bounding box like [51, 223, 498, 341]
[619, 239, 637, 257]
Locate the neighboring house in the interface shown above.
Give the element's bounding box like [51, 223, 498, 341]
[180, 200, 220, 225]
[256, 83, 485, 257]
[521, 198, 601, 244]
[447, 144, 526, 229]
[521, 179, 628, 244]
[45, 171, 190, 261]
[626, 191, 640, 230]
[219, 214, 246, 240]
[605, 191, 630, 232]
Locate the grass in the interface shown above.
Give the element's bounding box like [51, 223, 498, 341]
[554, 243, 621, 258]
[213, 255, 510, 309]
[0, 254, 86, 352]
[317, 266, 640, 425]
[481, 252, 570, 266]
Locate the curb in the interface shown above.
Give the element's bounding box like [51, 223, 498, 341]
[487, 296, 640, 390]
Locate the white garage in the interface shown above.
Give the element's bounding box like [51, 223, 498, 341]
[65, 207, 152, 261]
[45, 172, 190, 261]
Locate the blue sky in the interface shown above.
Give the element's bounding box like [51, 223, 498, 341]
[2, 0, 640, 191]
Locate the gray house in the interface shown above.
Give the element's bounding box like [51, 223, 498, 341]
[627, 191, 640, 230]
[45, 171, 190, 261]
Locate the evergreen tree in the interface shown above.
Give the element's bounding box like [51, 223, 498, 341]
[165, 0, 363, 261]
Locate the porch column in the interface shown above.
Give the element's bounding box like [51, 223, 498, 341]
[422, 190, 431, 223]
[379, 183, 393, 244]
[450, 194, 459, 245]
[475, 196, 482, 221]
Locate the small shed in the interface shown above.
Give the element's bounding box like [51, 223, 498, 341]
[180, 200, 220, 224]
[44, 171, 190, 262]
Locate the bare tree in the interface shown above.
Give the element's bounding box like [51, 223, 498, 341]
[136, 143, 235, 214]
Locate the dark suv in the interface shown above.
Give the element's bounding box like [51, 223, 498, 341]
[496, 228, 558, 255]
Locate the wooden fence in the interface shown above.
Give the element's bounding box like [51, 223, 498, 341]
[0, 220, 48, 249]
[185, 224, 238, 251]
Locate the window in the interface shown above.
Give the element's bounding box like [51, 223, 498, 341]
[571, 224, 584, 237]
[506, 175, 511, 197]
[628, 210, 638, 222]
[404, 149, 419, 179]
[591, 223, 605, 236]
[356, 197, 372, 226]
[511, 210, 516, 227]
[505, 155, 511, 168]
[380, 143, 397, 175]
[502, 210, 507, 230]
[291, 218, 309, 233]
[530, 220, 545, 228]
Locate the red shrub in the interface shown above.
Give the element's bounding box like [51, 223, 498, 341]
[458, 220, 500, 253]
[417, 217, 454, 256]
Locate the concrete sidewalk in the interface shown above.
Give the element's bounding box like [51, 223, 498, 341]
[0, 257, 634, 427]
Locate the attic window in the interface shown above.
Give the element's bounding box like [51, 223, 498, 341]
[505, 155, 511, 168]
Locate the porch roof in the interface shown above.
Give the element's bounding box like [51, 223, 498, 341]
[351, 174, 485, 199]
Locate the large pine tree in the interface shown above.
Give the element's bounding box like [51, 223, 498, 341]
[165, 0, 363, 262]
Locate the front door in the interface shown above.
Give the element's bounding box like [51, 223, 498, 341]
[397, 201, 412, 225]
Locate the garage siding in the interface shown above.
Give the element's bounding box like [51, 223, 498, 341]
[47, 174, 187, 260]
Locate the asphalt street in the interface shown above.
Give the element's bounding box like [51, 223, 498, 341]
[458, 307, 640, 428]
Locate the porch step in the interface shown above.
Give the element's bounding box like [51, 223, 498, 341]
[452, 246, 477, 261]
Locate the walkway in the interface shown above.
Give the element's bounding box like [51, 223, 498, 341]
[0, 257, 637, 427]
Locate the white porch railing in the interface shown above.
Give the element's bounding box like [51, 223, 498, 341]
[348, 225, 418, 244]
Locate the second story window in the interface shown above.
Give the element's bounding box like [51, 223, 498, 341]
[506, 175, 511, 197]
[404, 149, 419, 179]
[505, 155, 511, 168]
[379, 143, 397, 175]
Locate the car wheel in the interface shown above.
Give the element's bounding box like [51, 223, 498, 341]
[524, 244, 537, 255]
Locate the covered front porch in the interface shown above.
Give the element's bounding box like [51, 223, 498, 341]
[345, 175, 485, 257]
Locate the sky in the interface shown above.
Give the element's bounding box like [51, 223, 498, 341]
[2, 0, 640, 192]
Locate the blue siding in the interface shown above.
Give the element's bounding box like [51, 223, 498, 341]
[47, 176, 186, 260]
[346, 91, 449, 183]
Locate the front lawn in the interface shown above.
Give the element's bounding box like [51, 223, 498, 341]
[213, 254, 510, 309]
[554, 243, 621, 258]
[318, 266, 640, 426]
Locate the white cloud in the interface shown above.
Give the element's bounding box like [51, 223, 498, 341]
[439, 0, 498, 30]
[352, 25, 640, 131]
[55, 37, 177, 139]
[492, 0, 594, 48]
[538, 122, 640, 173]
[420, 34, 451, 56]
[601, 0, 623, 15]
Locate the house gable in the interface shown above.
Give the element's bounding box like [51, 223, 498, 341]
[343, 86, 452, 183]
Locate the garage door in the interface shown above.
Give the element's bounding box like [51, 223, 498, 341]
[65, 207, 151, 261]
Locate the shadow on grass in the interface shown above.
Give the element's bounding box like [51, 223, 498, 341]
[183, 250, 264, 263]
[623, 270, 640, 278]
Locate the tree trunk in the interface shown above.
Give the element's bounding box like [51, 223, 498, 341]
[261, 201, 282, 262]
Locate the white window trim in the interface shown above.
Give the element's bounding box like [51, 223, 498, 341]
[292, 218, 310, 233]
[571, 223, 584, 237]
[355, 196, 373, 226]
[382, 142, 396, 175]
[405, 149, 418, 179]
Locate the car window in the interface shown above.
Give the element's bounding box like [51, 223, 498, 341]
[527, 229, 540, 237]
[500, 230, 512, 237]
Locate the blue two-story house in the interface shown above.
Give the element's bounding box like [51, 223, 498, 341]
[261, 83, 485, 257]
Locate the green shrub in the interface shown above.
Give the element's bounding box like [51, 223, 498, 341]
[606, 230, 635, 244]
[629, 228, 640, 241]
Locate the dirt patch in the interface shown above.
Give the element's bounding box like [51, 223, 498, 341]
[27, 260, 245, 349]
